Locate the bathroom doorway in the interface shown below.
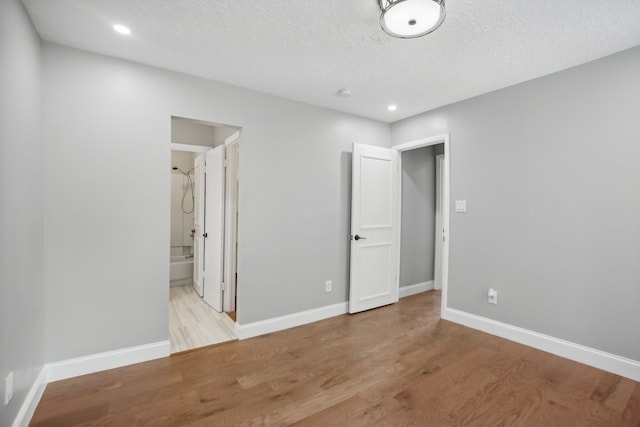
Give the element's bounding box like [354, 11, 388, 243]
[169, 116, 241, 353]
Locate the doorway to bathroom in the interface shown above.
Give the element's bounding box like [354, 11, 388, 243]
[169, 116, 241, 353]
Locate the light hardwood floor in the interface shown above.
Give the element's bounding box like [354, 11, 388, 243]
[169, 285, 236, 353]
[32, 291, 640, 426]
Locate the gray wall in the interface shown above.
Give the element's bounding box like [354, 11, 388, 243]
[391, 47, 640, 361]
[400, 146, 435, 287]
[0, 0, 45, 424]
[42, 43, 390, 362]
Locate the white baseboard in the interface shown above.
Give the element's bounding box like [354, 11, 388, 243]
[11, 367, 48, 427]
[443, 308, 640, 381]
[236, 284, 437, 341]
[11, 341, 170, 426]
[236, 302, 349, 340]
[399, 281, 434, 298]
[47, 340, 171, 383]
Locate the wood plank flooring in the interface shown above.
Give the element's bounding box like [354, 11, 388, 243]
[169, 285, 236, 353]
[32, 291, 640, 426]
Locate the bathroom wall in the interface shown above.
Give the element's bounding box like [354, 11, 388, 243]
[170, 151, 195, 256]
[171, 150, 196, 172]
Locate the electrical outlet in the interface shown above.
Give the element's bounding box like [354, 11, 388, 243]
[325, 280, 332, 292]
[5, 371, 13, 405]
[488, 288, 498, 305]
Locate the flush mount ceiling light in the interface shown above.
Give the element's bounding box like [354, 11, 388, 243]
[113, 24, 131, 35]
[379, 0, 446, 39]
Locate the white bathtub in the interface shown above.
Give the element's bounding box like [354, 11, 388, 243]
[170, 255, 194, 287]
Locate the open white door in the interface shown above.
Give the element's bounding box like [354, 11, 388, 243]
[349, 143, 399, 314]
[434, 154, 444, 290]
[192, 153, 205, 297]
[203, 144, 225, 312]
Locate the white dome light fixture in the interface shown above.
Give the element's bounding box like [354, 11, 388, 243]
[113, 24, 131, 35]
[379, 0, 446, 39]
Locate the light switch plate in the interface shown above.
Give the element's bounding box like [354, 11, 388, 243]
[455, 200, 467, 213]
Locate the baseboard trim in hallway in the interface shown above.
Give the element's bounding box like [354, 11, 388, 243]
[399, 280, 434, 298]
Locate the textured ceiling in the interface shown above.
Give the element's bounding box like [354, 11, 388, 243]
[22, 0, 640, 122]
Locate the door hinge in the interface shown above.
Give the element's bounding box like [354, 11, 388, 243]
[221, 281, 225, 291]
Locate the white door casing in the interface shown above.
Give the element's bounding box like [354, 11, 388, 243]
[434, 154, 444, 290]
[223, 131, 240, 313]
[349, 143, 399, 314]
[203, 144, 226, 312]
[192, 153, 205, 297]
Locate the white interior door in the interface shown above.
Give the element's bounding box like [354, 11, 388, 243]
[192, 153, 205, 297]
[434, 154, 444, 290]
[203, 145, 225, 312]
[349, 143, 399, 314]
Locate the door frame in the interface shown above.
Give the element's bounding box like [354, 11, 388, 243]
[393, 133, 450, 316]
[434, 154, 445, 291]
[223, 131, 240, 313]
[171, 143, 212, 154]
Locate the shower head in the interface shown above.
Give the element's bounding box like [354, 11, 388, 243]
[172, 165, 193, 175]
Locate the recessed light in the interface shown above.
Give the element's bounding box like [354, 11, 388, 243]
[113, 24, 131, 35]
[388, 104, 397, 111]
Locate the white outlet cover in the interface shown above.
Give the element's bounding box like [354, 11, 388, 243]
[455, 200, 467, 213]
[488, 288, 498, 304]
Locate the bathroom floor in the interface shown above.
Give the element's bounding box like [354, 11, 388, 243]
[169, 285, 237, 353]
